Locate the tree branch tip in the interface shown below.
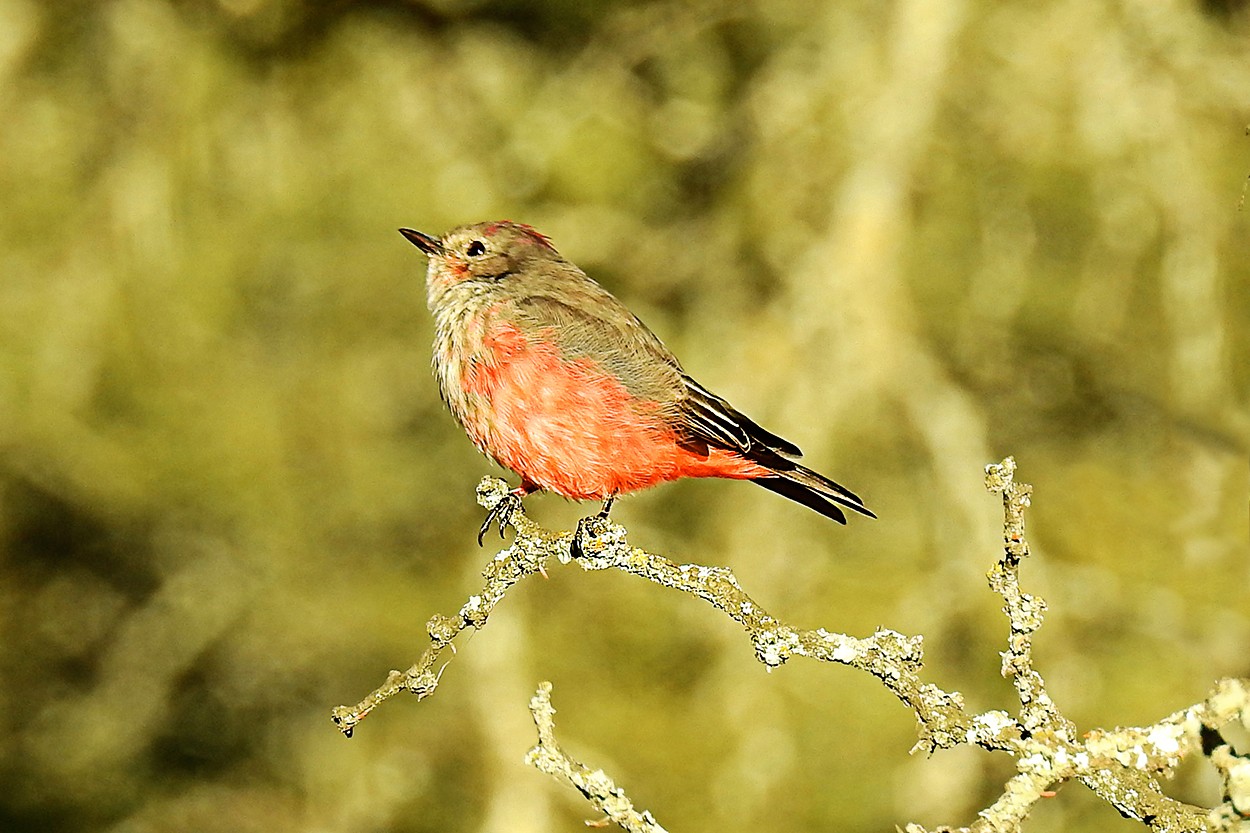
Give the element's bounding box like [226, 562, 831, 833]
[529, 681, 558, 737]
[475, 476, 512, 510]
[1207, 679, 1250, 728]
[984, 457, 1017, 490]
[330, 706, 361, 738]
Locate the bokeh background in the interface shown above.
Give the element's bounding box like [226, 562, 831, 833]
[1, 1, 1248, 831]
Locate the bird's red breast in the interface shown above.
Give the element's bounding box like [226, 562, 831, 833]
[451, 318, 767, 499]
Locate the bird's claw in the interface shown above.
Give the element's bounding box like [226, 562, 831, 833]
[570, 499, 615, 560]
[478, 490, 524, 546]
[570, 516, 595, 561]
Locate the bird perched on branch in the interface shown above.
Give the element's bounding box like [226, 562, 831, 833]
[400, 221, 874, 544]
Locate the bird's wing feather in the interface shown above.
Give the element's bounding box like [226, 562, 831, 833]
[507, 287, 803, 460]
[677, 375, 803, 458]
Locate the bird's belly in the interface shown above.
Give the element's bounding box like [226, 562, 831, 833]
[453, 332, 692, 498]
[446, 322, 766, 499]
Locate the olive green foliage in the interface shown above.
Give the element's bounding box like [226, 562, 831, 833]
[0, 1, 1246, 832]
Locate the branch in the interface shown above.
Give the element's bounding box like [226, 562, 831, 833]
[330, 478, 561, 736]
[332, 477, 984, 756]
[525, 681, 669, 833]
[330, 463, 1250, 833]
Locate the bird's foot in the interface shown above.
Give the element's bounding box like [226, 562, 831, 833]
[570, 497, 616, 561]
[570, 516, 598, 561]
[478, 488, 526, 546]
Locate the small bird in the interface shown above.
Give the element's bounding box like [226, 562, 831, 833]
[400, 221, 874, 543]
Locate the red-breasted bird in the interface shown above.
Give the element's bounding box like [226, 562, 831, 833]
[400, 221, 874, 544]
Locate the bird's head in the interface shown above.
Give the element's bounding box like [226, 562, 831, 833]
[400, 221, 559, 307]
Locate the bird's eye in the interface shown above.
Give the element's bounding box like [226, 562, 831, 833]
[466, 240, 486, 257]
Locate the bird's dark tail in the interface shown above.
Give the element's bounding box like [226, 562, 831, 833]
[674, 373, 874, 524]
[752, 463, 875, 525]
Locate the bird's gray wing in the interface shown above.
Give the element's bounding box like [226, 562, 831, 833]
[507, 291, 803, 459]
[506, 292, 686, 405]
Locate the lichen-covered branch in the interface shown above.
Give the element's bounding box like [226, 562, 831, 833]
[330, 479, 565, 736]
[905, 459, 1247, 833]
[525, 681, 669, 833]
[984, 458, 1071, 740]
[332, 463, 1250, 833]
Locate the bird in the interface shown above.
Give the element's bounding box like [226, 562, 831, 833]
[399, 221, 874, 544]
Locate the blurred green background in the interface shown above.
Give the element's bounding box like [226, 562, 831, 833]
[1, 1, 1248, 831]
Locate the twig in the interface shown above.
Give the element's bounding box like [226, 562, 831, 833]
[330, 479, 565, 736]
[525, 682, 669, 833]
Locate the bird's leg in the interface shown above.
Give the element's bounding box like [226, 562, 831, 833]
[572, 496, 616, 560]
[478, 482, 533, 546]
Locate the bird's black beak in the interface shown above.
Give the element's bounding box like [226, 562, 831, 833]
[398, 228, 443, 256]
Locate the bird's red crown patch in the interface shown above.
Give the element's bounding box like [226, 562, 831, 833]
[484, 221, 555, 250]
